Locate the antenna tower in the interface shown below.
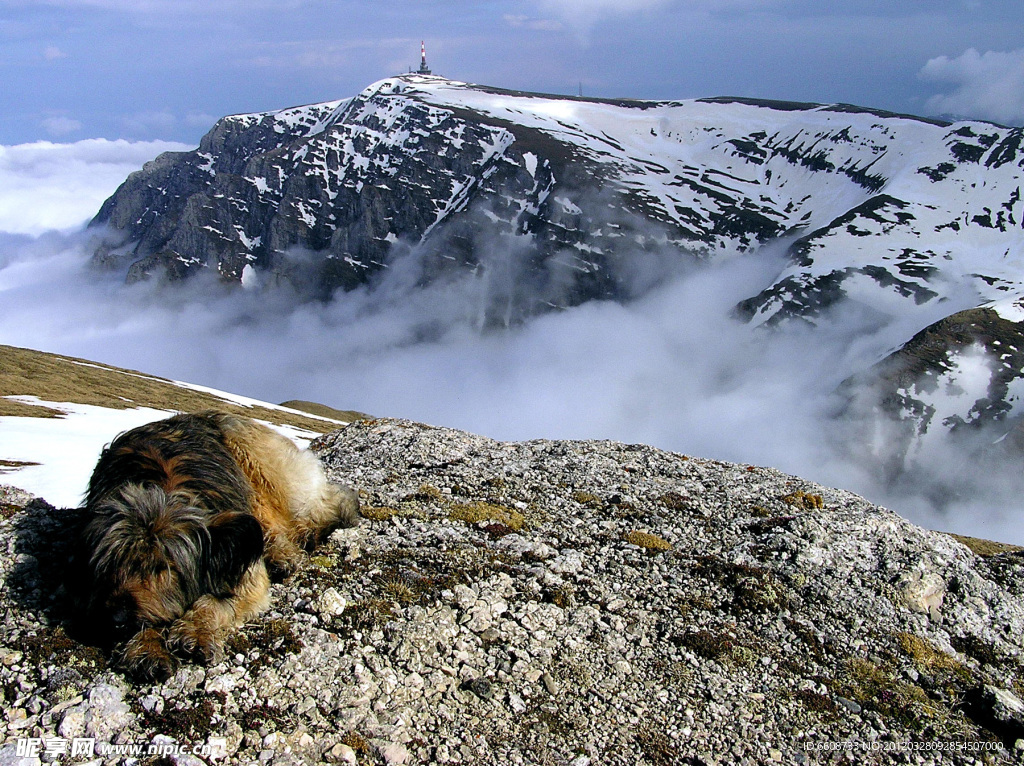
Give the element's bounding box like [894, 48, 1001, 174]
[418, 41, 432, 75]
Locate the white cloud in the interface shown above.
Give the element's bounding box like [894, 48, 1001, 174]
[533, 0, 678, 39]
[503, 13, 564, 31]
[921, 48, 1024, 126]
[43, 45, 66, 60]
[41, 116, 81, 136]
[0, 138, 192, 235]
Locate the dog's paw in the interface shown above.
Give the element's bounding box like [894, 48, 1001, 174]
[119, 628, 176, 682]
[168, 619, 224, 665]
[266, 558, 299, 580]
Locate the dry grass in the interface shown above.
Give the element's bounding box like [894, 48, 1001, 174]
[278, 399, 369, 424]
[948, 533, 1024, 557]
[449, 501, 526, 531]
[0, 344, 349, 434]
[896, 632, 969, 676]
[625, 530, 674, 552]
[781, 490, 824, 510]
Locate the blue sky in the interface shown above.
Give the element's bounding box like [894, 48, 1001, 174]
[3, 0, 1024, 145]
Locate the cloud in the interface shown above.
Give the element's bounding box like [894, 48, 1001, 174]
[920, 48, 1024, 126]
[0, 138, 191, 235]
[503, 14, 564, 31]
[0, 139, 1021, 545]
[42, 45, 66, 60]
[535, 0, 673, 37]
[40, 116, 81, 136]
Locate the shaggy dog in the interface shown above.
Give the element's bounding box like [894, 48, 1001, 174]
[71, 410, 358, 680]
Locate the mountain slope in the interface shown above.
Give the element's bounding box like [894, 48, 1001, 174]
[0, 344, 360, 507]
[92, 76, 1023, 322]
[86, 75, 1024, 492]
[2, 418, 1023, 764]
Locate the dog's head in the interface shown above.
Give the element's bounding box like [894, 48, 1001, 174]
[81, 484, 263, 640]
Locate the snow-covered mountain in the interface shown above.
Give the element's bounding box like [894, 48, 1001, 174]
[90, 74, 1024, 479]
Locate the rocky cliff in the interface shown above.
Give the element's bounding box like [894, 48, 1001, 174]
[2, 419, 1023, 764]
[91, 77, 1024, 326]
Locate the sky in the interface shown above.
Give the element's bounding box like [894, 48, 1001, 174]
[2, 0, 1024, 543]
[2, 0, 1024, 146]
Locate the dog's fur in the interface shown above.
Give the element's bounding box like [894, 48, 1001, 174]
[72, 411, 358, 680]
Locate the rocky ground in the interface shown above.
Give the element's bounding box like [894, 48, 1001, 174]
[2, 418, 1024, 765]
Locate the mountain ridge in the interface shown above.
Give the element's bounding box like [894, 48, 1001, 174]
[84, 73, 1024, 511]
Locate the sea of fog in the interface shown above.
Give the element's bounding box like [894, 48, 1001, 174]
[1, 138, 1020, 544]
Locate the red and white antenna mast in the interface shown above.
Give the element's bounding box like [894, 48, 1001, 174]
[418, 40, 432, 75]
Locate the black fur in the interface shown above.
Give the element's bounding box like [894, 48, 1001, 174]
[74, 413, 264, 652]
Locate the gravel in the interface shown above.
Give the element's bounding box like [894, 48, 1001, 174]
[1, 418, 1023, 765]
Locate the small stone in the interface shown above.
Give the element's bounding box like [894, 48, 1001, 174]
[836, 696, 862, 714]
[468, 677, 493, 700]
[316, 588, 348, 617]
[542, 673, 560, 696]
[326, 743, 358, 765]
[508, 692, 527, 714]
[606, 598, 627, 613]
[769, 749, 783, 762]
[378, 742, 410, 766]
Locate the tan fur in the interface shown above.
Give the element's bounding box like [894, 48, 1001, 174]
[82, 410, 358, 680]
[217, 413, 359, 572]
[168, 561, 272, 663]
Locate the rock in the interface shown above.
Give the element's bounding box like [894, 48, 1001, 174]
[836, 696, 862, 714]
[316, 588, 348, 618]
[899, 570, 946, 617]
[326, 743, 357, 765]
[541, 673, 560, 696]
[4, 419, 1024, 765]
[378, 742, 410, 766]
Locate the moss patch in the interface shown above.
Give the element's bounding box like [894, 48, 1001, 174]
[139, 692, 220, 741]
[449, 501, 525, 531]
[624, 530, 673, 552]
[781, 490, 824, 510]
[225, 619, 303, 672]
[360, 505, 399, 522]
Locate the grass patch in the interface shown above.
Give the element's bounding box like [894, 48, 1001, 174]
[624, 530, 673, 552]
[571, 490, 603, 508]
[449, 501, 525, 531]
[897, 632, 971, 678]
[948, 534, 1023, 557]
[781, 490, 824, 510]
[0, 343, 347, 433]
[139, 692, 220, 741]
[225, 619, 303, 672]
[842, 657, 944, 730]
[360, 506, 399, 522]
[278, 399, 369, 422]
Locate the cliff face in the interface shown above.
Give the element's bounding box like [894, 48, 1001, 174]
[92, 77, 1024, 326]
[3, 419, 1023, 764]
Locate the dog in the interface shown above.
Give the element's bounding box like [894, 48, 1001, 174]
[71, 410, 358, 680]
